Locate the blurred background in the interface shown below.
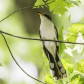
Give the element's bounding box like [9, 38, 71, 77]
[0, 0, 84, 84]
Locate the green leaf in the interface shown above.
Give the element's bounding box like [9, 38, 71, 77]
[65, 23, 84, 54]
[44, 73, 55, 84]
[34, 0, 80, 16]
[54, 1, 68, 15]
[76, 59, 84, 73]
[56, 80, 64, 84]
[70, 75, 81, 84]
[61, 59, 74, 71]
[43, 52, 50, 74]
[0, 63, 2, 66]
[34, 0, 45, 8]
[59, 26, 66, 56]
[73, 32, 84, 54]
[71, 74, 80, 81]
[68, 14, 71, 22]
[71, 73, 84, 84]
[68, 1, 79, 6]
[48, 1, 55, 11]
[79, 75, 84, 84]
[66, 23, 84, 42]
[48, 0, 69, 15]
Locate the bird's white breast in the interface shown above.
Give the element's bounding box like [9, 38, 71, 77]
[40, 16, 56, 39]
[40, 16, 57, 56]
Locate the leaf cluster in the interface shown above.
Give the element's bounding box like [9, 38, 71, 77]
[34, 0, 83, 84]
[34, 0, 80, 15]
[0, 63, 2, 66]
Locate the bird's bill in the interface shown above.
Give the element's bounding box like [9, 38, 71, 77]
[37, 12, 43, 16]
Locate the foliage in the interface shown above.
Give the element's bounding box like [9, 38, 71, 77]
[0, 0, 83, 84]
[34, 0, 45, 8]
[59, 26, 66, 56]
[44, 73, 56, 84]
[0, 63, 2, 66]
[76, 59, 84, 73]
[34, 0, 84, 84]
[34, 0, 80, 16]
[43, 58, 84, 84]
[66, 23, 84, 42]
[66, 23, 84, 54]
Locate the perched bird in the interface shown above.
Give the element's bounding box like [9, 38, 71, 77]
[37, 12, 67, 80]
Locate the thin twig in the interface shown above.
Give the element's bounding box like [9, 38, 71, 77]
[0, 0, 54, 22]
[0, 33, 47, 84]
[1, 30, 84, 45]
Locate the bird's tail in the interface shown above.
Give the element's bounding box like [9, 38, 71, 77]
[48, 50, 67, 80]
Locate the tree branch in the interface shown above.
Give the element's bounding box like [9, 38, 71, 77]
[1, 30, 84, 45]
[0, 0, 54, 22]
[0, 32, 47, 84]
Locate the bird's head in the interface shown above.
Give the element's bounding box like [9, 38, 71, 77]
[37, 12, 52, 22]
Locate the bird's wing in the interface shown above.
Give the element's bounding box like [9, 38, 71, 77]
[54, 25, 58, 40]
[39, 29, 67, 80]
[54, 25, 59, 53]
[54, 25, 67, 79]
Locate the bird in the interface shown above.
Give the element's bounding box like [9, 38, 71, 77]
[37, 12, 67, 80]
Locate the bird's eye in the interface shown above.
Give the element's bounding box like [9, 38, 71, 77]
[44, 14, 52, 21]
